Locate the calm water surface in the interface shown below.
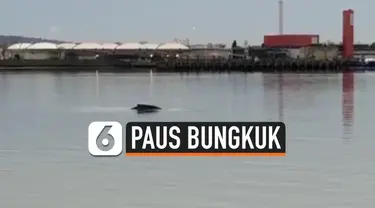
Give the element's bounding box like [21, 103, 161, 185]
[0, 72, 374, 207]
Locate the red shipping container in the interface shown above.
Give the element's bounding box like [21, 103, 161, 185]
[263, 34, 319, 47]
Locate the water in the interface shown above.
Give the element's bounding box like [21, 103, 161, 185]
[0, 71, 374, 207]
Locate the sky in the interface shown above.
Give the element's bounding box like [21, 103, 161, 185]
[0, 0, 372, 45]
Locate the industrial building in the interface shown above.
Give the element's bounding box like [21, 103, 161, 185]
[1, 5, 367, 62]
[4, 42, 190, 60]
[259, 1, 355, 61]
[263, 34, 320, 48]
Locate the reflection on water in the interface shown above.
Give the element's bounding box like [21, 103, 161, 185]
[264, 72, 355, 141]
[0, 71, 374, 208]
[342, 72, 354, 140]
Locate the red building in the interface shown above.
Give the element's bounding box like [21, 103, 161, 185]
[263, 34, 319, 48]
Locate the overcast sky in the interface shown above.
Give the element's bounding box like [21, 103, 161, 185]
[0, 0, 371, 45]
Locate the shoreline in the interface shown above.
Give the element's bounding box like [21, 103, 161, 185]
[0, 58, 372, 73]
[0, 68, 369, 74]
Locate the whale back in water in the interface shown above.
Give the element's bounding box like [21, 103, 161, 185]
[131, 104, 161, 114]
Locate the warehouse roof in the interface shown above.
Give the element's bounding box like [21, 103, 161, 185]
[73, 42, 102, 50]
[157, 42, 189, 50]
[7, 43, 32, 50]
[57, 43, 77, 49]
[27, 42, 58, 49]
[141, 43, 159, 50]
[101, 43, 119, 50]
[6, 41, 190, 51]
[116, 42, 144, 50]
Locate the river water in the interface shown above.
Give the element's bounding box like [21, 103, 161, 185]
[0, 72, 373, 207]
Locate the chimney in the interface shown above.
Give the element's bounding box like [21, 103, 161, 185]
[279, 0, 284, 34]
[342, 9, 354, 59]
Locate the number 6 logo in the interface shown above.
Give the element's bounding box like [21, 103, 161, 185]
[88, 121, 123, 156]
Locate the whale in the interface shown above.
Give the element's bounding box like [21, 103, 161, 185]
[131, 104, 161, 114]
